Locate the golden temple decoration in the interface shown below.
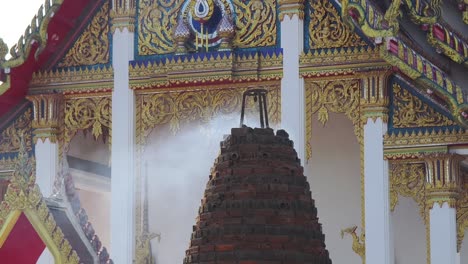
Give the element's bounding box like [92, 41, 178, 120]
[304, 78, 361, 161]
[389, 162, 427, 218]
[129, 52, 283, 89]
[110, 0, 137, 33]
[64, 96, 111, 146]
[340, 226, 365, 260]
[0, 108, 32, 154]
[0, 137, 79, 264]
[457, 184, 468, 252]
[384, 128, 468, 148]
[392, 83, 456, 128]
[137, 0, 184, 55]
[308, 0, 366, 50]
[58, 1, 110, 67]
[137, 83, 280, 139]
[279, 0, 305, 21]
[232, 0, 277, 47]
[424, 153, 464, 209]
[26, 94, 64, 143]
[30, 67, 114, 94]
[299, 47, 385, 76]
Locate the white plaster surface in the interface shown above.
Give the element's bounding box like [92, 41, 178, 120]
[110, 28, 135, 263]
[392, 195, 426, 264]
[364, 117, 394, 264]
[461, 230, 468, 263]
[68, 132, 110, 166]
[307, 113, 361, 264]
[35, 138, 58, 197]
[280, 15, 305, 162]
[430, 202, 457, 264]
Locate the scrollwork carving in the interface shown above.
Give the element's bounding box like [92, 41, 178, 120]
[392, 83, 456, 128]
[138, 0, 183, 55]
[0, 108, 32, 153]
[138, 84, 280, 138]
[308, 0, 365, 49]
[232, 0, 277, 47]
[58, 1, 110, 67]
[389, 162, 427, 219]
[64, 96, 111, 146]
[304, 79, 361, 160]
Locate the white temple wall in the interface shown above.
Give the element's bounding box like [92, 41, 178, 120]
[306, 112, 361, 264]
[68, 132, 110, 165]
[461, 230, 468, 262]
[392, 196, 426, 264]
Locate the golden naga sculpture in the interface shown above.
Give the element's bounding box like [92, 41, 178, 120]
[341, 0, 442, 38]
[341, 225, 365, 260]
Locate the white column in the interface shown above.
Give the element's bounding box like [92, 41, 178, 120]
[430, 203, 457, 264]
[35, 139, 58, 197]
[364, 117, 394, 264]
[110, 26, 135, 263]
[280, 13, 305, 162]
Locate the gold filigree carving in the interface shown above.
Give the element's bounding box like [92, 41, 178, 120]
[384, 128, 468, 148]
[341, 226, 365, 260]
[389, 162, 427, 218]
[232, 0, 277, 47]
[308, 0, 366, 50]
[393, 83, 456, 128]
[58, 1, 110, 67]
[0, 108, 32, 153]
[110, 0, 137, 33]
[137, 83, 280, 138]
[279, 0, 305, 21]
[138, 0, 183, 55]
[304, 79, 361, 160]
[457, 185, 468, 252]
[0, 137, 79, 264]
[64, 96, 111, 146]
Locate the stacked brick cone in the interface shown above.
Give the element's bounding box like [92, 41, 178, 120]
[184, 127, 332, 264]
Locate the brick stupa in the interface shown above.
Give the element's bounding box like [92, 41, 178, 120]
[184, 126, 332, 264]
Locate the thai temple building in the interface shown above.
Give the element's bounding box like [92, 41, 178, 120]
[0, 0, 468, 263]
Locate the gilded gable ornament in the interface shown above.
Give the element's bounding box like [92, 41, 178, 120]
[138, 0, 277, 55]
[0, 108, 32, 154]
[392, 83, 456, 128]
[58, 1, 110, 67]
[308, 0, 366, 49]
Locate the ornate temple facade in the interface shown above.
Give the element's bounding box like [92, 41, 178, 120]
[0, 0, 467, 263]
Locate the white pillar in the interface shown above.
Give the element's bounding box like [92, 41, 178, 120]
[424, 153, 463, 264]
[110, 25, 135, 263]
[27, 94, 62, 198]
[430, 203, 457, 264]
[35, 139, 58, 197]
[280, 8, 305, 162]
[364, 117, 394, 264]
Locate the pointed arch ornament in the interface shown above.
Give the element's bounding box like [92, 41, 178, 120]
[0, 138, 80, 264]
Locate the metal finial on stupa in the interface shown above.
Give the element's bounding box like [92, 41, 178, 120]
[240, 88, 269, 128]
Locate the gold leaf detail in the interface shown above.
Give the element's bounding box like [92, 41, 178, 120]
[389, 162, 427, 219]
[232, 0, 277, 47]
[58, 1, 110, 67]
[393, 83, 456, 128]
[308, 0, 366, 49]
[137, 0, 183, 55]
[64, 96, 111, 146]
[0, 108, 33, 153]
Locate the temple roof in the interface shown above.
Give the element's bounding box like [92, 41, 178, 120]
[0, 0, 103, 116]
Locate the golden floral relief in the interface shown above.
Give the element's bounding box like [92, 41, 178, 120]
[58, 1, 110, 67]
[64, 96, 111, 146]
[0, 108, 32, 154]
[137, 84, 281, 139]
[392, 83, 456, 128]
[308, 0, 366, 49]
[232, 0, 277, 47]
[389, 162, 427, 220]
